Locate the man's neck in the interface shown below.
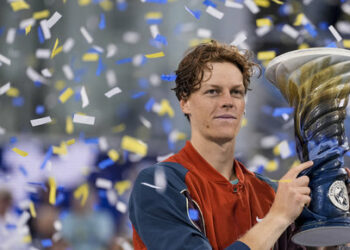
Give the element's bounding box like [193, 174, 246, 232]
[190, 136, 236, 180]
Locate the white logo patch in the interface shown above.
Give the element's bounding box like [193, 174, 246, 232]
[256, 216, 263, 223]
[328, 180, 349, 211]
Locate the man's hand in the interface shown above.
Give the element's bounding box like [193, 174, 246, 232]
[268, 161, 314, 226]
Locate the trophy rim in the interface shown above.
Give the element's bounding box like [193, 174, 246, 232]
[265, 47, 350, 84]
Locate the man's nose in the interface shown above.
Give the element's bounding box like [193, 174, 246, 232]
[220, 91, 234, 108]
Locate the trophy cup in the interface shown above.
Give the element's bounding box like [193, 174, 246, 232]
[265, 48, 350, 247]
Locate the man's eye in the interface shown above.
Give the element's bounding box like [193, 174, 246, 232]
[206, 89, 218, 94]
[232, 89, 244, 96]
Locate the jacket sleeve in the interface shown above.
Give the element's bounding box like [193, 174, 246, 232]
[129, 165, 250, 250]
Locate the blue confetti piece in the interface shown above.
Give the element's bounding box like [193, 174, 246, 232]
[145, 0, 167, 3]
[59, 210, 69, 220]
[145, 98, 156, 112]
[278, 4, 291, 16]
[288, 141, 296, 157]
[34, 81, 42, 87]
[149, 38, 163, 49]
[74, 68, 88, 83]
[0, 27, 4, 36]
[98, 190, 107, 198]
[41, 239, 53, 247]
[326, 42, 337, 48]
[117, 1, 128, 11]
[318, 21, 329, 31]
[99, 13, 106, 30]
[304, 23, 317, 38]
[146, 18, 163, 25]
[84, 138, 99, 144]
[116, 58, 132, 65]
[55, 192, 65, 205]
[19, 165, 28, 176]
[37, 26, 44, 44]
[161, 74, 177, 81]
[17, 28, 26, 35]
[272, 107, 294, 117]
[189, 208, 199, 221]
[138, 78, 149, 89]
[202, 0, 216, 7]
[131, 91, 146, 99]
[346, 151, 350, 157]
[9, 136, 17, 144]
[13, 97, 24, 107]
[154, 34, 168, 46]
[168, 137, 176, 151]
[162, 118, 172, 134]
[87, 48, 103, 54]
[186, 7, 201, 20]
[6, 224, 17, 230]
[40, 146, 53, 170]
[74, 92, 81, 102]
[98, 158, 114, 169]
[256, 165, 265, 174]
[35, 105, 45, 115]
[96, 58, 106, 76]
[79, 132, 85, 141]
[123, 150, 129, 161]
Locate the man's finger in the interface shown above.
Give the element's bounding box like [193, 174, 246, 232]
[285, 161, 313, 179]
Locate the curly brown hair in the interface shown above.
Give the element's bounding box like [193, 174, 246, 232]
[173, 40, 261, 103]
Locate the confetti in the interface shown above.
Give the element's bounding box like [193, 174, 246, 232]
[62, 38, 75, 53]
[328, 25, 342, 42]
[40, 20, 51, 40]
[29, 202, 36, 218]
[197, 28, 212, 38]
[6, 28, 16, 44]
[257, 51, 276, 60]
[145, 51, 165, 58]
[73, 114, 95, 125]
[106, 44, 118, 58]
[99, 13, 106, 29]
[26, 67, 47, 84]
[33, 10, 50, 20]
[10, 1, 30, 11]
[0, 54, 11, 65]
[225, 0, 243, 8]
[82, 53, 99, 61]
[112, 123, 125, 133]
[106, 70, 117, 87]
[293, 13, 304, 26]
[184, 6, 201, 20]
[282, 24, 299, 39]
[59, 87, 74, 103]
[48, 177, 56, 205]
[66, 138, 75, 145]
[108, 149, 119, 161]
[150, 24, 159, 38]
[140, 116, 151, 128]
[0, 82, 10, 95]
[231, 31, 247, 46]
[254, 0, 270, 7]
[12, 147, 29, 157]
[47, 11, 62, 29]
[30, 116, 52, 127]
[206, 6, 224, 20]
[343, 40, 350, 48]
[116, 201, 127, 213]
[256, 18, 272, 27]
[265, 160, 278, 172]
[51, 38, 63, 58]
[41, 68, 52, 78]
[244, 0, 260, 14]
[74, 183, 89, 206]
[41, 239, 52, 247]
[19, 18, 35, 29]
[53, 142, 68, 155]
[271, 0, 283, 4]
[36, 49, 51, 59]
[98, 158, 114, 169]
[80, 86, 89, 108]
[105, 86, 122, 98]
[66, 116, 74, 134]
[80, 26, 93, 44]
[121, 135, 147, 156]
[158, 99, 174, 117]
[62, 64, 74, 80]
[96, 178, 113, 189]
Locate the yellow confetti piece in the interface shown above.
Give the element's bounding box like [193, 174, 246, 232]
[158, 99, 174, 117]
[55, 80, 66, 91]
[66, 116, 74, 134]
[11, 1, 30, 11]
[254, 0, 270, 8]
[176, 132, 187, 141]
[33, 10, 50, 19]
[290, 160, 301, 169]
[271, 179, 292, 183]
[74, 183, 89, 206]
[25, 25, 31, 35]
[22, 235, 32, 243]
[48, 177, 56, 205]
[29, 202, 36, 218]
[241, 117, 248, 128]
[66, 138, 75, 145]
[145, 51, 165, 59]
[63, 0, 67, 3]
[99, 0, 113, 11]
[256, 18, 272, 27]
[12, 148, 28, 157]
[115, 180, 131, 195]
[51, 38, 63, 59]
[82, 53, 99, 61]
[266, 160, 278, 172]
[6, 87, 19, 97]
[53, 142, 67, 155]
[257, 51, 276, 61]
[293, 13, 304, 26]
[108, 149, 120, 162]
[189, 38, 211, 47]
[273, 143, 280, 156]
[112, 123, 126, 133]
[343, 40, 350, 48]
[298, 43, 309, 50]
[145, 12, 163, 19]
[59, 87, 74, 103]
[78, 0, 91, 5]
[271, 0, 284, 4]
[121, 136, 148, 156]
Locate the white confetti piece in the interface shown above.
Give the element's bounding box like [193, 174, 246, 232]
[149, 73, 161, 86]
[156, 153, 174, 162]
[0, 126, 5, 135]
[154, 167, 166, 192]
[329, 25, 342, 42]
[206, 6, 224, 19]
[279, 140, 292, 159]
[282, 24, 299, 39]
[19, 18, 36, 29]
[80, 26, 93, 44]
[150, 24, 159, 38]
[18, 200, 31, 210]
[247, 155, 269, 172]
[47, 11, 62, 29]
[80, 86, 89, 108]
[197, 28, 212, 38]
[26, 67, 47, 84]
[40, 20, 51, 40]
[53, 220, 62, 231]
[17, 212, 30, 226]
[132, 54, 144, 66]
[244, 0, 260, 14]
[342, 3, 350, 16]
[62, 38, 75, 53]
[0, 82, 11, 95]
[106, 44, 118, 58]
[116, 201, 127, 213]
[225, 0, 243, 8]
[30, 116, 52, 127]
[123, 31, 140, 44]
[256, 26, 272, 37]
[98, 136, 108, 152]
[105, 86, 122, 98]
[106, 70, 117, 87]
[336, 21, 350, 35]
[6, 28, 16, 44]
[107, 189, 117, 205]
[140, 116, 151, 129]
[303, 0, 312, 5]
[92, 45, 104, 53]
[73, 114, 95, 125]
[41, 68, 52, 78]
[35, 49, 51, 59]
[62, 64, 74, 80]
[260, 135, 279, 148]
[0, 54, 11, 65]
[231, 31, 247, 46]
[96, 178, 112, 189]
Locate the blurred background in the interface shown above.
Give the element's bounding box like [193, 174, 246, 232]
[0, 0, 350, 249]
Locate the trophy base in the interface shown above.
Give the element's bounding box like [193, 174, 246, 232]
[292, 217, 350, 247]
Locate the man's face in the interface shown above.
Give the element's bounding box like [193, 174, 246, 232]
[180, 62, 245, 144]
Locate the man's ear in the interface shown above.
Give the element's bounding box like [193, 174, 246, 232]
[180, 99, 190, 115]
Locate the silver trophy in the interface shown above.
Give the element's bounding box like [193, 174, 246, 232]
[265, 48, 350, 247]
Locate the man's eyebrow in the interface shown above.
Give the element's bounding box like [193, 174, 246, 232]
[204, 84, 244, 89]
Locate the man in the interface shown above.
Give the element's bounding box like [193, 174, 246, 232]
[128, 40, 350, 249]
